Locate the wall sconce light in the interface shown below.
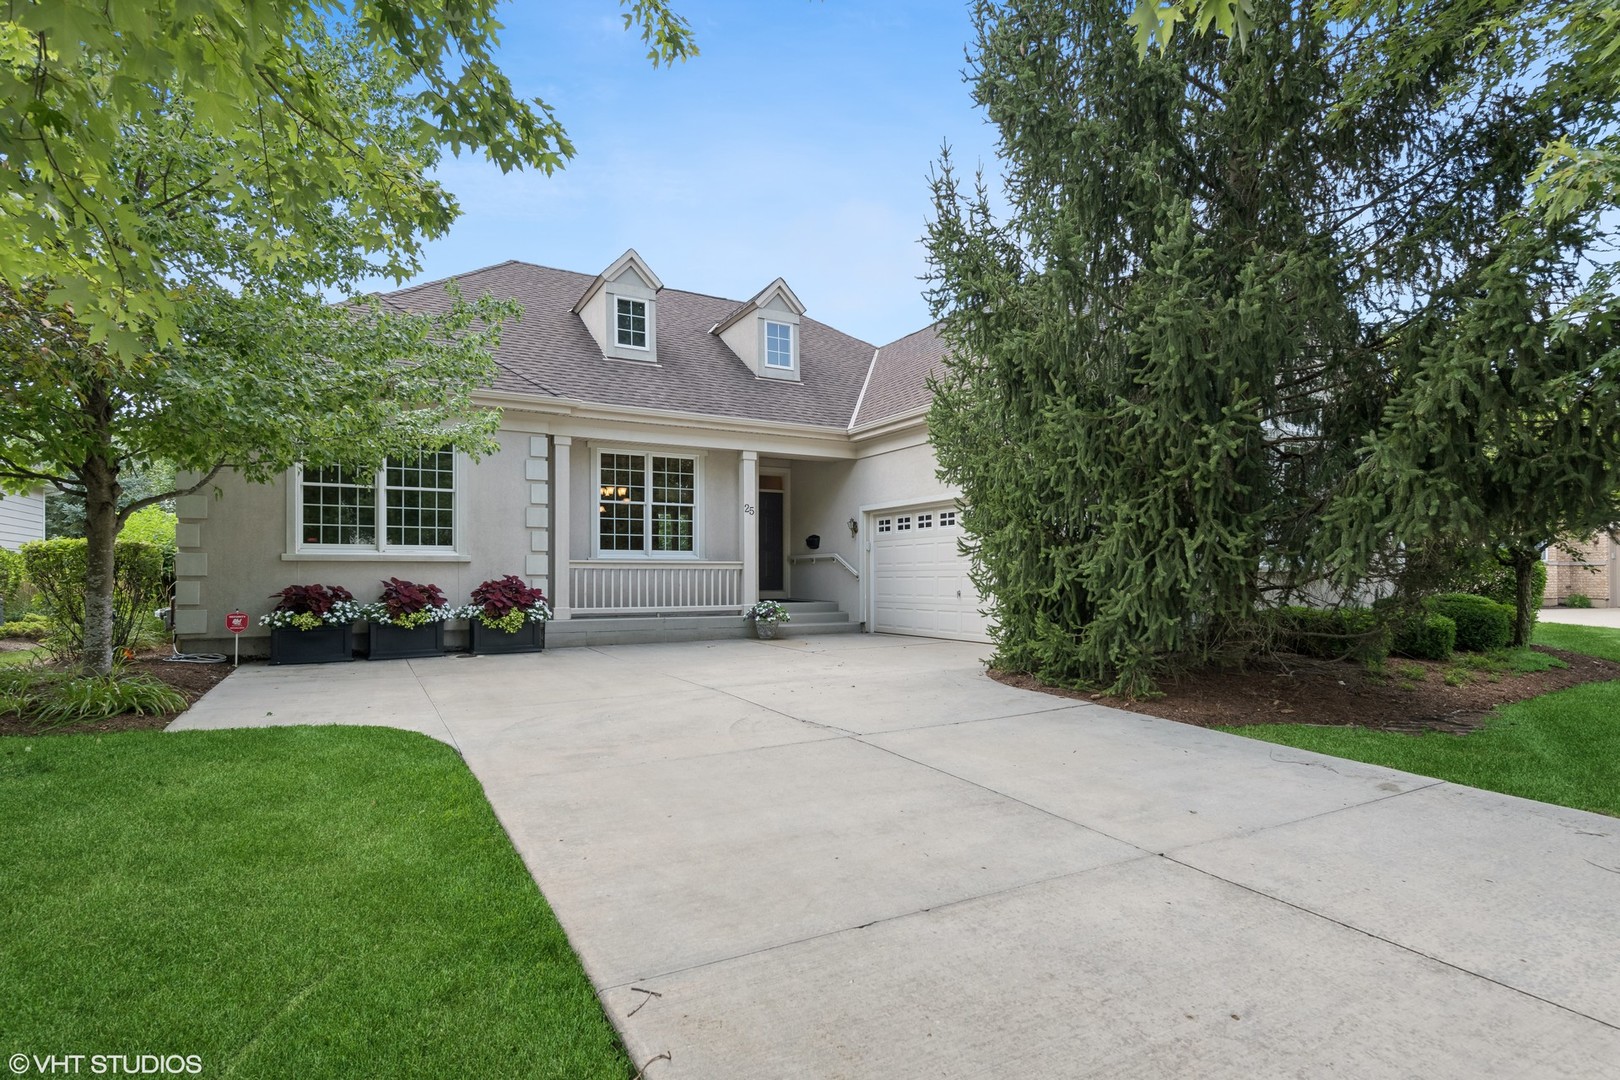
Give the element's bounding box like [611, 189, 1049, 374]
[847, 517, 859, 538]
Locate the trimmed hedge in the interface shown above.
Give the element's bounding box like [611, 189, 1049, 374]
[1427, 593, 1513, 652]
[1273, 605, 1391, 661]
[18, 538, 167, 657]
[1391, 612, 1457, 660]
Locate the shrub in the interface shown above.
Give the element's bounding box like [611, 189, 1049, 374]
[1446, 552, 1547, 610]
[1564, 592, 1593, 609]
[18, 538, 168, 659]
[118, 506, 178, 575]
[1427, 593, 1513, 652]
[0, 612, 53, 640]
[1391, 613, 1456, 661]
[1272, 605, 1390, 661]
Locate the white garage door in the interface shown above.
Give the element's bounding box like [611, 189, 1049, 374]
[871, 505, 989, 642]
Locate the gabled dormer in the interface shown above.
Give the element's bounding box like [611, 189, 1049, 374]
[711, 278, 806, 382]
[572, 249, 665, 363]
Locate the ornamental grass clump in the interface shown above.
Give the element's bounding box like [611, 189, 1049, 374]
[261, 584, 364, 631]
[365, 578, 452, 628]
[460, 576, 550, 633]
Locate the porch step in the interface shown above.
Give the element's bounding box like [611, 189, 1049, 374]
[777, 601, 857, 637]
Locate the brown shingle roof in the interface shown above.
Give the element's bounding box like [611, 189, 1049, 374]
[852, 323, 949, 428]
[377, 260, 880, 430]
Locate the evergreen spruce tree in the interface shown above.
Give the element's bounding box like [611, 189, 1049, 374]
[925, 0, 1470, 692]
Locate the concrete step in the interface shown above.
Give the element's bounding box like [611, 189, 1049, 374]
[780, 600, 841, 614]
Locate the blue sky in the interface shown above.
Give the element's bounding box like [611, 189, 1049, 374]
[363, 1, 1002, 348]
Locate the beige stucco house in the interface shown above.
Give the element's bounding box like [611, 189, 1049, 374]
[173, 250, 990, 654]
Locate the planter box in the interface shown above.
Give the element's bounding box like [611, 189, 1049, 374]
[270, 625, 354, 665]
[367, 621, 445, 661]
[468, 619, 545, 655]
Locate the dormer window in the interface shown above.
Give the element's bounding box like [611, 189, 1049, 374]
[572, 249, 663, 363]
[764, 320, 795, 370]
[712, 277, 806, 382]
[616, 298, 649, 349]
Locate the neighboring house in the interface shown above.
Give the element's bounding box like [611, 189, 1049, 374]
[1545, 536, 1618, 607]
[175, 250, 989, 652]
[0, 488, 47, 550]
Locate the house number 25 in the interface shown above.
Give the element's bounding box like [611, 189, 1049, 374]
[743, 503, 755, 515]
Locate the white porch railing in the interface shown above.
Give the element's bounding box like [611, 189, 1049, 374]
[570, 560, 744, 614]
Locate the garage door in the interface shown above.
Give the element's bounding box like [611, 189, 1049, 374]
[871, 505, 989, 641]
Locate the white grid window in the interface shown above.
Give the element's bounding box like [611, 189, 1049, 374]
[385, 451, 455, 548]
[764, 320, 794, 368]
[599, 452, 696, 555]
[301, 466, 376, 547]
[299, 450, 455, 551]
[939, 510, 958, 527]
[896, 516, 911, 531]
[616, 298, 648, 348]
[917, 513, 933, 529]
[876, 518, 892, 533]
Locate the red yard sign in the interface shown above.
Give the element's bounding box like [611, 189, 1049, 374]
[225, 611, 249, 634]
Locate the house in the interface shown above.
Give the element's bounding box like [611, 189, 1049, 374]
[173, 251, 990, 652]
[1545, 536, 1618, 607]
[0, 488, 46, 550]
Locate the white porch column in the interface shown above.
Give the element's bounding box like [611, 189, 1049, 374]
[552, 436, 572, 620]
[740, 450, 759, 610]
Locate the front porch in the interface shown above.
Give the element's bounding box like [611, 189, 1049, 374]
[548, 600, 855, 648]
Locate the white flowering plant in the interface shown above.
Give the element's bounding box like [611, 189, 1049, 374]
[261, 584, 365, 631]
[745, 600, 791, 625]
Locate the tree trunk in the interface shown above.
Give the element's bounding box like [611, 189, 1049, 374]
[1510, 546, 1537, 648]
[80, 453, 121, 676]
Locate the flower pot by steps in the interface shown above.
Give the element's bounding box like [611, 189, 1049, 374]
[753, 621, 779, 640]
[468, 619, 545, 655]
[270, 625, 354, 665]
[367, 622, 445, 661]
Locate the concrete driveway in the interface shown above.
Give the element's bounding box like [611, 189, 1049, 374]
[172, 635, 1620, 1078]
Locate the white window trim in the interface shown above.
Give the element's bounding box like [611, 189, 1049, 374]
[614, 296, 651, 352]
[763, 319, 796, 370]
[284, 454, 467, 561]
[592, 446, 703, 560]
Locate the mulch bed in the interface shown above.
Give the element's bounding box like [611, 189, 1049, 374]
[991, 646, 1620, 734]
[0, 650, 239, 738]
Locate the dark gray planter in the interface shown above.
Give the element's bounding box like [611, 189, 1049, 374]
[367, 621, 445, 661]
[270, 625, 354, 665]
[468, 619, 545, 655]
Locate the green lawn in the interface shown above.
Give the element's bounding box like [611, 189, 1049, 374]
[1224, 623, 1620, 817]
[1, 726, 631, 1078]
[0, 645, 41, 667]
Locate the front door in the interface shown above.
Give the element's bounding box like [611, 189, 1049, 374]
[758, 490, 784, 593]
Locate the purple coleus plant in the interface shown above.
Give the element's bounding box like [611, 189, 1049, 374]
[262, 583, 361, 631]
[466, 575, 551, 632]
[378, 577, 448, 619]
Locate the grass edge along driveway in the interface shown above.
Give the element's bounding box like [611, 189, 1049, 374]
[1224, 623, 1620, 818]
[0, 725, 633, 1079]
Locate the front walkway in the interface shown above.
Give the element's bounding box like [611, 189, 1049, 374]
[172, 636, 1620, 1078]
